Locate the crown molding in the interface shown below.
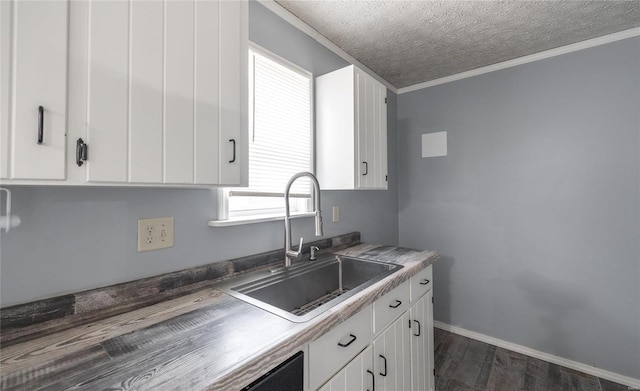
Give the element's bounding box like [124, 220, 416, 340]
[398, 27, 640, 94]
[257, 0, 398, 94]
[257, 1, 639, 97]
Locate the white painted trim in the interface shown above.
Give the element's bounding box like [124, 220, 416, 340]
[256, 0, 398, 94]
[208, 212, 314, 227]
[250, 42, 313, 78]
[257, 1, 640, 97]
[434, 321, 640, 388]
[399, 27, 640, 94]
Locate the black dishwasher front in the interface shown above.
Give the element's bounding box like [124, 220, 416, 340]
[242, 351, 304, 391]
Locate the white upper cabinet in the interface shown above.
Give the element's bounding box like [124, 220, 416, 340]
[1, 0, 247, 187]
[216, 1, 244, 186]
[316, 65, 388, 190]
[84, 0, 247, 186]
[1, 0, 68, 180]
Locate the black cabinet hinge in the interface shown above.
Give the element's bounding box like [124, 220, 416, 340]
[434, 369, 436, 376]
[385, 175, 388, 181]
[76, 138, 88, 167]
[432, 296, 434, 304]
[384, 97, 387, 104]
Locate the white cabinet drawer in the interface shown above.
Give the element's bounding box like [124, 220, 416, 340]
[373, 279, 410, 334]
[309, 305, 373, 390]
[410, 265, 433, 302]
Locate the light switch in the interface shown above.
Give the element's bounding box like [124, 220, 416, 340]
[422, 131, 447, 158]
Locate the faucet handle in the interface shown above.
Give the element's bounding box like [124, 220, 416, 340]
[296, 237, 304, 256]
[285, 237, 305, 264]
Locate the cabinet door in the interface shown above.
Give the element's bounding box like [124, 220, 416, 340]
[355, 68, 371, 189]
[354, 68, 387, 189]
[375, 81, 388, 189]
[85, 0, 128, 182]
[217, 0, 245, 186]
[315, 65, 356, 190]
[195, 0, 246, 186]
[427, 291, 434, 391]
[0, 1, 11, 178]
[129, 0, 163, 183]
[1, 0, 10, 179]
[193, 0, 220, 185]
[85, 0, 245, 185]
[409, 291, 435, 391]
[373, 312, 412, 391]
[318, 346, 374, 391]
[3, 0, 68, 180]
[164, 0, 195, 184]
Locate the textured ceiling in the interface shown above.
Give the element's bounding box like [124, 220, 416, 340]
[274, 1, 640, 88]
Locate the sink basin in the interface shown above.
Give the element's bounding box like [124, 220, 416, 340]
[215, 255, 403, 322]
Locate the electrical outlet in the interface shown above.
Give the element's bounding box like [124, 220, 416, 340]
[138, 217, 174, 252]
[332, 206, 340, 223]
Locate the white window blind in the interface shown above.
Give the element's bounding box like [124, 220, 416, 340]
[226, 47, 313, 218]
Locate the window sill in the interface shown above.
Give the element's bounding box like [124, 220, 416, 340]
[208, 212, 315, 227]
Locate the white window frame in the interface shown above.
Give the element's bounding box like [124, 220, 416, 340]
[215, 43, 314, 225]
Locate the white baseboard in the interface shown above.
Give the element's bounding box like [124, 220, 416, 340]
[434, 321, 640, 388]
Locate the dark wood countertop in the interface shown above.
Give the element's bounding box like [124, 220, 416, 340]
[0, 244, 438, 391]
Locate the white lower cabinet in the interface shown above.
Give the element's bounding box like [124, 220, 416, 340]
[409, 290, 435, 391]
[309, 306, 373, 390]
[312, 265, 434, 391]
[318, 346, 374, 391]
[373, 312, 412, 391]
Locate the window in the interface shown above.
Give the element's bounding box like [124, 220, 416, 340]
[219, 45, 313, 222]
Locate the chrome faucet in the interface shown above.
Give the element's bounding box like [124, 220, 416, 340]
[284, 172, 323, 267]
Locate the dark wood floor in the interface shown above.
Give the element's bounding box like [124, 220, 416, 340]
[434, 328, 630, 391]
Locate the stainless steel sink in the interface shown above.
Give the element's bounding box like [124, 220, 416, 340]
[215, 255, 403, 322]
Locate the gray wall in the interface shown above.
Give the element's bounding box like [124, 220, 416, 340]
[398, 37, 640, 378]
[0, 1, 399, 307]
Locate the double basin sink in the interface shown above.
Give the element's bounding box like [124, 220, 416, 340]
[215, 255, 403, 322]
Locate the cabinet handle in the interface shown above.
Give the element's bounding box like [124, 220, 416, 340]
[37, 106, 44, 144]
[362, 161, 368, 175]
[228, 139, 236, 163]
[389, 299, 402, 309]
[379, 354, 387, 377]
[413, 320, 421, 336]
[337, 333, 357, 347]
[420, 279, 430, 285]
[366, 369, 375, 391]
[76, 138, 88, 167]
